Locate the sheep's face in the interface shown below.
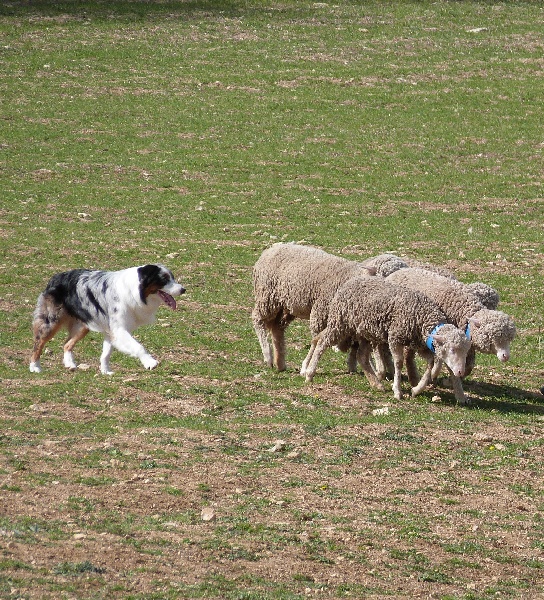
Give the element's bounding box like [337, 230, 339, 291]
[469, 311, 516, 362]
[433, 325, 472, 378]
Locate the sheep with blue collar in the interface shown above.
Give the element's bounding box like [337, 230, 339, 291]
[386, 267, 515, 401]
[301, 277, 471, 402]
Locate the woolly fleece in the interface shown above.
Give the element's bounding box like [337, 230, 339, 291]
[385, 267, 515, 357]
[252, 243, 374, 370]
[301, 277, 471, 401]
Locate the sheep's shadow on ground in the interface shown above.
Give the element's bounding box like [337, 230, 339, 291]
[434, 380, 544, 415]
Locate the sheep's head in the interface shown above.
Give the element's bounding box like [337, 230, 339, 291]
[465, 282, 500, 310]
[432, 324, 472, 378]
[469, 309, 516, 362]
[361, 254, 408, 277]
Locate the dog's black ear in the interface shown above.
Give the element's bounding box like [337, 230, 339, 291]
[138, 264, 162, 303]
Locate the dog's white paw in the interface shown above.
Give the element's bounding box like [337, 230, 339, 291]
[29, 362, 41, 373]
[63, 353, 77, 370]
[100, 362, 113, 375]
[142, 356, 159, 370]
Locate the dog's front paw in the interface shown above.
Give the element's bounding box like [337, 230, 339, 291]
[29, 362, 42, 373]
[100, 362, 114, 375]
[63, 353, 77, 370]
[142, 356, 159, 370]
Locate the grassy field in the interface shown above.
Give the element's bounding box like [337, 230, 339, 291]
[1, 0, 543, 598]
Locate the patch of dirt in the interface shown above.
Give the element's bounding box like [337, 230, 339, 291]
[2, 372, 544, 599]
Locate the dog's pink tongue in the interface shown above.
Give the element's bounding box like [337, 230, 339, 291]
[158, 290, 177, 310]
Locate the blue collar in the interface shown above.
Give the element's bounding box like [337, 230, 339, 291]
[426, 323, 446, 353]
[465, 322, 471, 340]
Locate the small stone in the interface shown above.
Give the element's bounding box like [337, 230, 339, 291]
[431, 395, 441, 403]
[287, 450, 301, 459]
[372, 407, 389, 416]
[473, 432, 493, 443]
[268, 440, 286, 453]
[201, 507, 215, 522]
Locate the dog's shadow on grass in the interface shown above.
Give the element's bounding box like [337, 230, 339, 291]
[435, 380, 544, 415]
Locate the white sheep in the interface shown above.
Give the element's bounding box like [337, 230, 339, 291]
[360, 253, 456, 279]
[252, 243, 375, 371]
[301, 277, 471, 401]
[361, 254, 500, 310]
[386, 267, 516, 402]
[362, 256, 500, 377]
[465, 282, 500, 310]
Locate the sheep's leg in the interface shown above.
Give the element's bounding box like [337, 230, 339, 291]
[371, 345, 386, 381]
[300, 338, 316, 376]
[347, 342, 358, 373]
[251, 309, 273, 367]
[404, 347, 421, 387]
[303, 333, 330, 382]
[389, 342, 405, 401]
[381, 345, 395, 380]
[447, 366, 470, 405]
[411, 357, 434, 397]
[272, 312, 296, 371]
[431, 358, 443, 381]
[463, 346, 476, 378]
[357, 341, 385, 391]
[269, 325, 286, 371]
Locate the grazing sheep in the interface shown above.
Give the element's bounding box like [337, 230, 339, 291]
[465, 282, 500, 310]
[360, 253, 456, 279]
[386, 267, 516, 402]
[403, 257, 456, 279]
[301, 278, 471, 401]
[252, 243, 375, 371]
[362, 253, 500, 309]
[359, 253, 409, 277]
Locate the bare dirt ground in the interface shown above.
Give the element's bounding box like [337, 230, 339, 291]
[2, 363, 544, 599]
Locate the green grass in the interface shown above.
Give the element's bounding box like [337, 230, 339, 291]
[1, 1, 544, 598]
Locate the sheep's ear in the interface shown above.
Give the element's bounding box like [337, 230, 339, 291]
[364, 266, 377, 276]
[433, 335, 445, 345]
[469, 318, 481, 328]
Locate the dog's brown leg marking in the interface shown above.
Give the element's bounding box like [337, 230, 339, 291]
[30, 295, 71, 365]
[64, 323, 90, 354]
[31, 318, 66, 364]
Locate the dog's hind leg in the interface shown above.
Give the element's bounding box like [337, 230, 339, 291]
[63, 321, 90, 370]
[30, 296, 65, 373]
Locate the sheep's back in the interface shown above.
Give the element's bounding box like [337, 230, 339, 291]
[327, 278, 446, 347]
[386, 267, 482, 327]
[253, 243, 368, 320]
